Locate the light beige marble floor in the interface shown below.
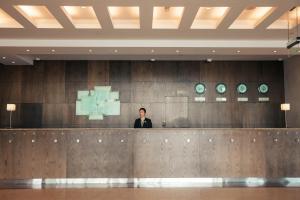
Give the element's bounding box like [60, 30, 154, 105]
[0, 188, 300, 200]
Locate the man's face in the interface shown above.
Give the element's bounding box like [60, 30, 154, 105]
[139, 110, 145, 118]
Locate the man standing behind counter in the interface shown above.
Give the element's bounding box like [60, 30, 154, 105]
[134, 108, 152, 128]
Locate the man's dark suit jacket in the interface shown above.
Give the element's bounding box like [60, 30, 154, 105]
[134, 118, 152, 128]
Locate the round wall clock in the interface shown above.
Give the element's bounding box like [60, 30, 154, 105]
[237, 83, 248, 94]
[258, 83, 269, 94]
[216, 83, 227, 94]
[195, 83, 206, 94]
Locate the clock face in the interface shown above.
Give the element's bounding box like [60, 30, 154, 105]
[195, 83, 206, 94]
[237, 83, 247, 94]
[216, 83, 227, 94]
[258, 83, 269, 94]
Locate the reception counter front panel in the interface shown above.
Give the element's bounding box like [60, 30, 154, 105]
[0, 128, 299, 181]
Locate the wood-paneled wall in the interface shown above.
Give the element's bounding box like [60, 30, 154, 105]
[284, 56, 300, 128]
[0, 60, 285, 128]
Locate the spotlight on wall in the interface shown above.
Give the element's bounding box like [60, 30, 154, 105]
[6, 104, 16, 129]
[281, 103, 290, 128]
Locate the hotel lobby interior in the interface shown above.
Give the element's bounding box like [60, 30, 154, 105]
[0, 0, 300, 199]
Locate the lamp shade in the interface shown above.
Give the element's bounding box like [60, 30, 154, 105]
[6, 104, 16, 111]
[281, 103, 290, 111]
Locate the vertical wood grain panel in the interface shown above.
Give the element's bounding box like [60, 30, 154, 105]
[43, 61, 65, 103]
[0, 60, 285, 128]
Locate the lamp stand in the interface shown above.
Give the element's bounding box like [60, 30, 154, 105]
[284, 110, 287, 128]
[9, 110, 12, 129]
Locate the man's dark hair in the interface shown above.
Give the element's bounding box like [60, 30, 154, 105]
[139, 107, 146, 113]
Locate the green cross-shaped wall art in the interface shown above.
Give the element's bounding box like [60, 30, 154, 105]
[76, 86, 120, 120]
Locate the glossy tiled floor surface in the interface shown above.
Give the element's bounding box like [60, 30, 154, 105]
[0, 188, 300, 200]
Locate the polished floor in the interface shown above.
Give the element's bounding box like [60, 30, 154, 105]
[0, 188, 300, 200]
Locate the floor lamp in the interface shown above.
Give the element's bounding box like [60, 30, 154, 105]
[281, 103, 290, 128]
[7, 104, 16, 129]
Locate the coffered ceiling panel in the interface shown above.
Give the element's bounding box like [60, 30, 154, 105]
[0, 0, 299, 65]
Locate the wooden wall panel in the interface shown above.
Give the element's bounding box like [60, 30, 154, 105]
[284, 56, 300, 128]
[109, 61, 131, 82]
[43, 61, 65, 103]
[0, 60, 285, 128]
[42, 104, 64, 127]
[65, 61, 88, 82]
[20, 103, 42, 128]
[87, 61, 109, 90]
[21, 65, 44, 103]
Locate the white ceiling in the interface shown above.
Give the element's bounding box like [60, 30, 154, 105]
[0, 0, 299, 65]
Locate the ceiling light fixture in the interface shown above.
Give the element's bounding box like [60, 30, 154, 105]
[11, 61, 15, 64]
[26, 49, 30, 52]
[89, 49, 93, 53]
[237, 50, 241, 53]
[191, 7, 229, 29]
[229, 6, 275, 29]
[153, 6, 184, 29]
[108, 6, 140, 29]
[51, 49, 55, 52]
[273, 50, 277, 53]
[2, 56, 6, 59]
[114, 49, 118, 53]
[176, 50, 180, 53]
[0, 8, 23, 28]
[15, 5, 63, 28]
[62, 6, 101, 29]
[151, 49, 155, 53]
[36, 57, 40, 61]
[212, 50, 216, 53]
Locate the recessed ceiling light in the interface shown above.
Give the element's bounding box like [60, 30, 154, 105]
[108, 6, 140, 29]
[89, 49, 93, 53]
[268, 7, 300, 29]
[212, 50, 216, 53]
[11, 61, 15, 64]
[26, 49, 30, 52]
[62, 6, 101, 29]
[176, 50, 180, 53]
[229, 7, 275, 29]
[236, 50, 241, 53]
[153, 7, 184, 29]
[114, 49, 118, 53]
[36, 57, 40, 61]
[273, 50, 277, 53]
[191, 7, 230, 29]
[2, 56, 6, 59]
[15, 5, 63, 28]
[151, 49, 155, 53]
[51, 49, 55, 52]
[268, 13, 288, 29]
[150, 58, 156, 62]
[0, 8, 23, 28]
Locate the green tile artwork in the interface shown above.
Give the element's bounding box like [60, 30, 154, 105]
[76, 86, 120, 120]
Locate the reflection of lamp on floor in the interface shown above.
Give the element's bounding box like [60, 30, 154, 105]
[281, 103, 290, 128]
[7, 104, 16, 129]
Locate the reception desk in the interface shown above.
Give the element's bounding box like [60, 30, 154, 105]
[0, 128, 299, 187]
